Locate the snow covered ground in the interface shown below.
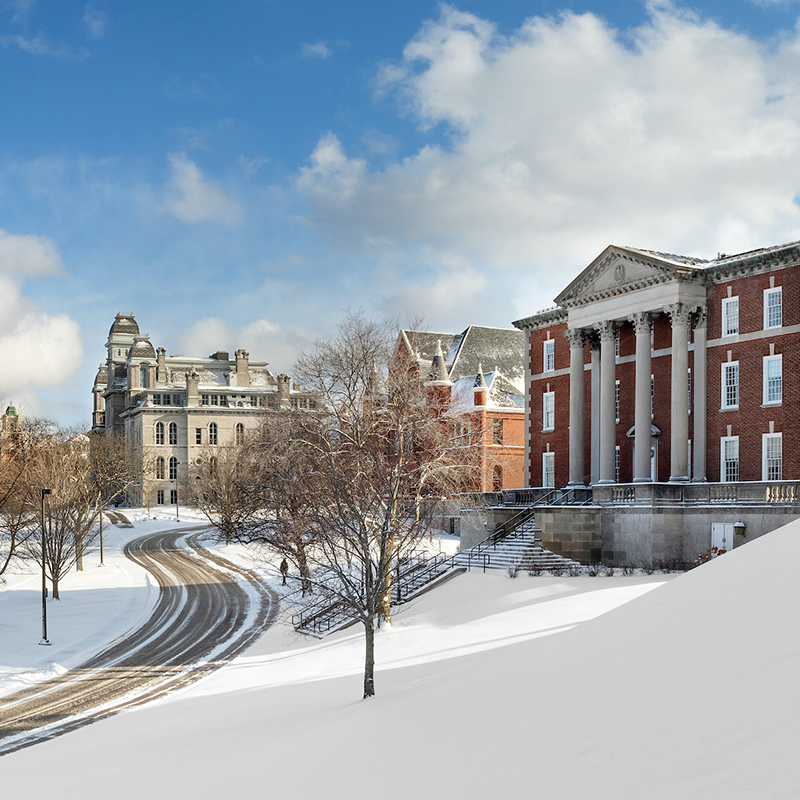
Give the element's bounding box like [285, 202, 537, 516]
[0, 509, 209, 698]
[3, 514, 799, 798]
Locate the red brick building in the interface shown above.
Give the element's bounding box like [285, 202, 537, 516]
[397, 327, 525, 492]
[514, 241, 800, 491]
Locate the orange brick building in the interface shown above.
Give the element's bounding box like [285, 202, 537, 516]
[397, 327, 525, 492]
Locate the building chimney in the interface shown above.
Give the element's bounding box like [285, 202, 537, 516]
[186, 369, 199, 407]
[235, 349, 250, 388]
[277, 374, 291, 409]
[473, 363, 488, 406]
[157, 347, 167, 384]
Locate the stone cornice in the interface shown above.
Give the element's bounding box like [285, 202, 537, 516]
[512, 308, 568, 331]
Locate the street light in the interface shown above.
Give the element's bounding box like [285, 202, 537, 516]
[40, 488, 51, 646]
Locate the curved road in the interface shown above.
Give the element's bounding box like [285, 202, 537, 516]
[0, 526, 278, 756]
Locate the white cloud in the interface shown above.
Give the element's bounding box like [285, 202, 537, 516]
[83, 5, 106, 39]
[6, 0, 35, 25]
[161, 153, 243, 227]
[301, 41, 332, 59]
[171, 317, 316, 375]
[0, 233, 83, 399]
[0, 33, 86, 58]
[296, 3, 800, 307]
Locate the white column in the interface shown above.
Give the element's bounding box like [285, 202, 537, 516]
[597, 321, 616, 484]
[566, 328, 585, 485]
[668, 303, 691, 482]
[590, 338, 601, 484]
[692, 307, 707, 482]
[631, 312, 653, 482]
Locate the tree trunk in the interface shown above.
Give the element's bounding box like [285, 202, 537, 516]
[52, 576, 60, 600]
[363, 616, 375, 698]
[297, 547, 313, 595]
[76, 536, 83, 571]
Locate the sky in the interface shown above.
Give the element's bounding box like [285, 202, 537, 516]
[5, 0, 800, 424]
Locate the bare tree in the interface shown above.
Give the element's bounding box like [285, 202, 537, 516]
[279, 311, 480, 698]
[183, 444, 263, 545]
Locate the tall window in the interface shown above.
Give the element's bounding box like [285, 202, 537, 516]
[157, 490, 164, 505]
[763, 355, 782, 405]
[209, 456, 217, 473]
[543, 339, 555, 372]
[542, 452, 555, 488]
[170, 489, 178, 505]
[650, 374, 654, 419]
[763, 433, 783, 481]
[722, 362, 739, 409]
[542, 392, 555, 431]
[492, 418, 503, 445]
[155, 457, 165, 480]
[721, 437, 739, 482]
[615, 380, 620, 423]
[687, 368, 692, 415]
[614, 445, 620, 483]
[168, 456, 178, 481]
[614, 329, 620, 358]
[722, 296, 739, 337]
[155, 421, 164, 445]
[209, 422, 218, 445]
[492, 465, 503, 492]
[140, 366, 148, 388]
[168, 421, 178, 445]
[764, 287, 782, 330]
[235, 422, 245, 445]
[196, 428, 202, 445]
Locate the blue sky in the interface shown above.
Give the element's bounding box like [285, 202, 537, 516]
[4, 0, 800, 424]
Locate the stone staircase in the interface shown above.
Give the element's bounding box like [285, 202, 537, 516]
[454, 519, 581, 574]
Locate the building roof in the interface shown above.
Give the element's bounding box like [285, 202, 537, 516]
[129, 338, 157, 360]
[109, 313, 140, 338]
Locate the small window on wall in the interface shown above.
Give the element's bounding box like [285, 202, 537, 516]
[196, 428, 202, 445]
[721, 437, 739, 483]
[763, 355, 782, 405]
[542, 392, 555, 432]
[542, 452, 555, 488]
[722, 362, 739, 409]
[492, 418, 503, 445]
[764, 287, 782, 330]
[492, 465, 503, 492]
[543, 339, 555, 372]
[722, 296, 739, 337]
[763, 433, 782, 481]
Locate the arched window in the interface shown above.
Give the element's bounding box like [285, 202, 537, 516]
[492, 465, 503, 492]
[235, 422, 244, 445]
[168, 421, 178, 445]
[169, 456, 178, 481]
[155, 421, 164, 445]
[140, 365, 148, 388]
[155, 457, 165, 480]
[209, 456, 217, 473]
[209, 422, 218, 446]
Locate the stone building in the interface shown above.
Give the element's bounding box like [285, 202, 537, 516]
[506, 240, 800, 564]
[397, 326, 526, 492]
[92, 312, 317, 507]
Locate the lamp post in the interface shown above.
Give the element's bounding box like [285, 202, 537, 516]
[40, 488, 51, 646]
[174, 461, 180, 521]
[99, 505, 105, 566]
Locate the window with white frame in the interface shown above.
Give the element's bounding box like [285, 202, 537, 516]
[614, 329, 620, 358]
[209, 421, 218, 445]
[155, 421, 164, 445]
[650, 374, 654, 419]
[763, 355, 782, 405]
[168, 456, 178, 481]
[763, 433, 782, 481]
[157, 490, 164, 505]
[168, 421, 178, 445]
[764, 287, 782, 330]
[722, 362, 739, 409]
[722, 296, 739, 337]
[721, 437, 739, 482]
[170, 489, 178, 505]
[155, 457, 165, 480]
[542, 392, 555, 431]
[542, 452, 555, 488]
[614, 445, 620, 483]
[615, 380, 620, 423]
[543, 339, 555, 372]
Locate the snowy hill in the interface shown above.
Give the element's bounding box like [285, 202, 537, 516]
[3, 518, 800, 799]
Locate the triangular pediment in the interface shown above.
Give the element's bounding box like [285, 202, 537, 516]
[555, 245, 704, 308]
